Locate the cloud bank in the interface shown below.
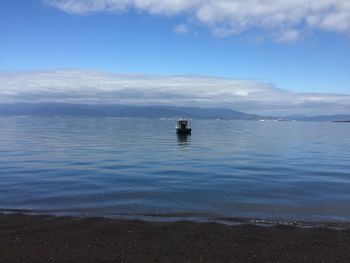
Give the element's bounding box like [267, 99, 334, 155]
[1, 70, 349, 115]
[43, 0, 350, 41]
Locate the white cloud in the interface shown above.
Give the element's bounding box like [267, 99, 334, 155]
[277, 29, 302, 43]
[43, 0, 350, 42]
[174, 23, 190, 34]
[1, 70, 349, 116]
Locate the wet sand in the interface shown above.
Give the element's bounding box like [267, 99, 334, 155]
[1, 214, 350, 263]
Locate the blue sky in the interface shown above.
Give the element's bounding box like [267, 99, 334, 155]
[0, 0, 350, 115]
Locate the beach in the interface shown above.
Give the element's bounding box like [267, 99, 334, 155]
[1, 214, 349, 263]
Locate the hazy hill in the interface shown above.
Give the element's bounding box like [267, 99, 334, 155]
[1, 103, 349, 121]
[0, 103, 273, 120]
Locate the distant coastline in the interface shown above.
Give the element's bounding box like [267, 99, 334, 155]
[1, 103, 349, 122]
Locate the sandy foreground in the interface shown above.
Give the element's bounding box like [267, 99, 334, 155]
[0, 213, 350, 263]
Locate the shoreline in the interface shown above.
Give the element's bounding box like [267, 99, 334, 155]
[2, 209, 350, 229]
[1, 213, 350, 262]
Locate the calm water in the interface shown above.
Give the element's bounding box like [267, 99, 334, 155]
[1, 117, 350, 223]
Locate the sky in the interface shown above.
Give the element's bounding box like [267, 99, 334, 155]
[0, 0, 350, 115]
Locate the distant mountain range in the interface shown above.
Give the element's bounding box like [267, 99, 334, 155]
[0, 103, 349, 122]
[0, 103, 273, 120]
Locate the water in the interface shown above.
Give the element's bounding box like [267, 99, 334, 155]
[1, 117, 350, 224]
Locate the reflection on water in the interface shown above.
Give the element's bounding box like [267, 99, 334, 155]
[177, 134, 191, 147]
[0, 117, 350, 222]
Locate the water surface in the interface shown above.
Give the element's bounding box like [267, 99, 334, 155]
[1, 117, 350, 223]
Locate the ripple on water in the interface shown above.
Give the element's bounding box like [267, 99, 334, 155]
[0, 117, 350, 223]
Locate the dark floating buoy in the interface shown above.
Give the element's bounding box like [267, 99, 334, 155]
[176, 118, 192, 134]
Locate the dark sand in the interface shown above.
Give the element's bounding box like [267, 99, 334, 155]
[1, 214, 350, 263]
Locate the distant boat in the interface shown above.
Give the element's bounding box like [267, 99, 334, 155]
[176, 118, 192, 134]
